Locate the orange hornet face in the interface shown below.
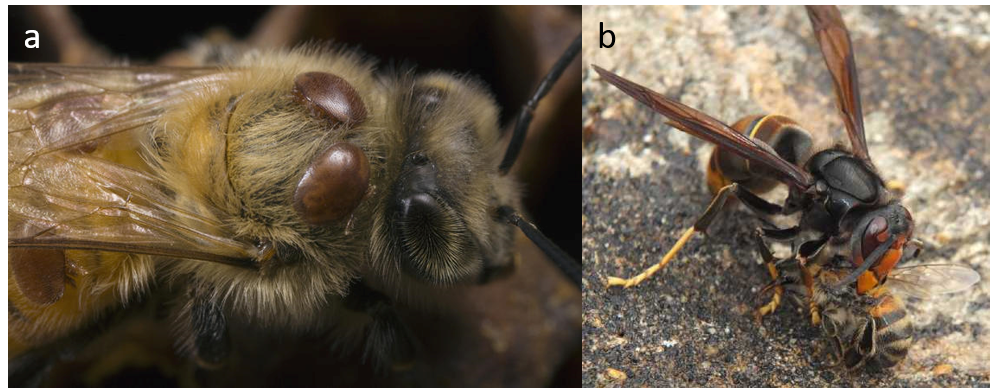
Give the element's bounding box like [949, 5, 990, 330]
[854, 207, 914, 294]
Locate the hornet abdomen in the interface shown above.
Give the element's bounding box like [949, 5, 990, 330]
[706, 114, 813, 195]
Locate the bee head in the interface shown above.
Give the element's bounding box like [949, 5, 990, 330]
[372, 73, 517, 285]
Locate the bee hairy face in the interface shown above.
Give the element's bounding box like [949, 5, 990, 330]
[373, 74, 518, 285]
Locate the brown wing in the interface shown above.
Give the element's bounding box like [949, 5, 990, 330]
[806, 5, 870, 161]
[592, 65, 814, 190]
[9, 63, 260, 269]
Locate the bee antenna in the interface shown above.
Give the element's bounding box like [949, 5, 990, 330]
[498, 34, 580, 175]
[497, 206, 580, 286]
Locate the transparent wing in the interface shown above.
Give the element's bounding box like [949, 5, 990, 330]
[9, 63, 234, 163]
[9, 63, 260, 268]
[885, 263, 981, 299]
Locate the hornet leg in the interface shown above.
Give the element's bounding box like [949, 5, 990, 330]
[608, 183, 776, 288]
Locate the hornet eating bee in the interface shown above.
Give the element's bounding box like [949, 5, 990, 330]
[773, 260, 980, 370]
[9, 5, 581, 386]
[592, 5, 980, 370]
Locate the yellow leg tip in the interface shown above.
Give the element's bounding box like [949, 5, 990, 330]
[605, 276, 628, 288]
[604, 227, 697, 290]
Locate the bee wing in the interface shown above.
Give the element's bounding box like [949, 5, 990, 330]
[805, 6, 870, 162]
[9, 64, 260, 268]
[9, 63, 234, 162]
[592, 65, 814, 190]
[885, 264, 981, 299]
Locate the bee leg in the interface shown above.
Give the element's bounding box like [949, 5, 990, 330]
[609, 183, 766, 288]
[753, 236, 783, 323]
[344, 282, 417, 371]
[190, 290, 230, 369]
[824, 337, 846, 369]
[845, 319, 877, 370]
[818, 313, 850, 368]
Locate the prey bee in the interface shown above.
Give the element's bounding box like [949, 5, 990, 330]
[592, 4, 980, 370]
[9, 5, 580, 385]
[772, 258, 980, 370]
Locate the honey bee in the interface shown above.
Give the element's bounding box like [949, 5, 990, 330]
[9, 6, 580, 385]
[772, 256, 980, 370]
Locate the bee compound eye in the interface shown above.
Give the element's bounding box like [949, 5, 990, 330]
[293, 142, 370, 226]
[292, 72, 368, 126]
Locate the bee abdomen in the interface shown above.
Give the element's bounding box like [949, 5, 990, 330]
[870, 336, 912, 369]
[873, 306, 908, 334]
[869, 296, 913, 369]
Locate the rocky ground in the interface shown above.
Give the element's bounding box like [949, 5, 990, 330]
[582, 5, 989, 387]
